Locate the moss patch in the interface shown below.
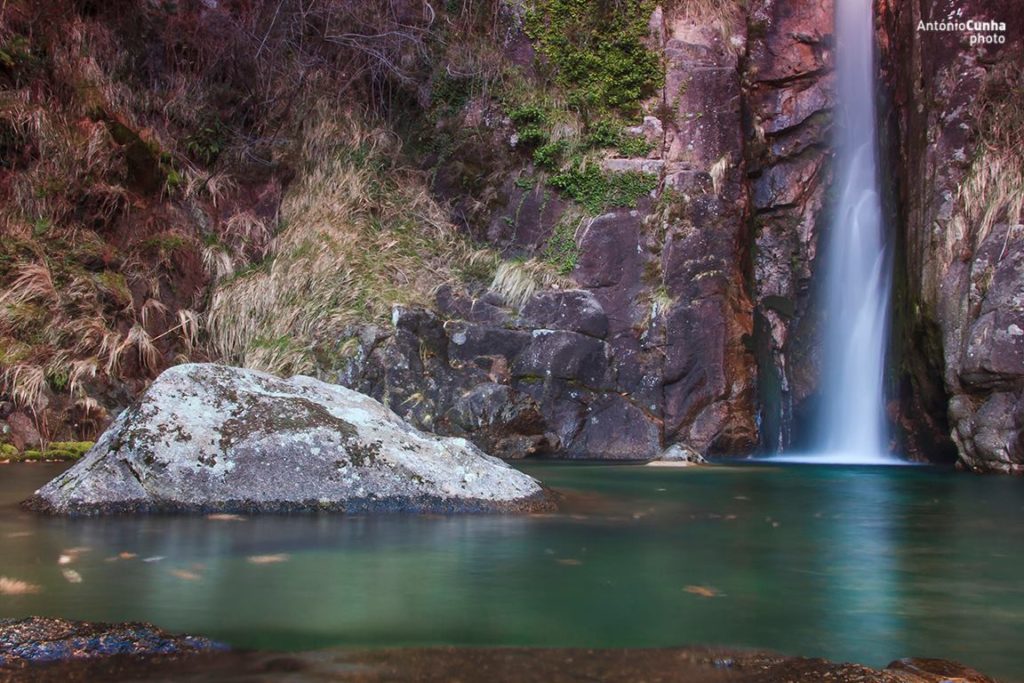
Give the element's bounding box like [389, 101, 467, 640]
[524, 0, 663, 117]
[2, 441, 93, 462]
[549, 162, 658, 213]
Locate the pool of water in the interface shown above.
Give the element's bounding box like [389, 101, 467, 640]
[1, 461, 1022, 680]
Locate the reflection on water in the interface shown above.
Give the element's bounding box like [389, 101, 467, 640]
[1, 462, 1022, 681]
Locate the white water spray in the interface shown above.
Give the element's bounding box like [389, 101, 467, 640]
[775, 0, 899, 465]
[817, 0, 893, 463]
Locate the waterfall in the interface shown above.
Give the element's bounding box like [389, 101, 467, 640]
[815, 0, 894, 462]
[770, 0, 900, 465]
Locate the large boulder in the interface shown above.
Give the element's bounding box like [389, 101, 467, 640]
[24, 364, 551, 515]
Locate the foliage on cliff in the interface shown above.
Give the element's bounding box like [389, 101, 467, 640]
[206, 113, 498, 375]
[0, 0, 502, 441]
[524, 0, 662, 116]
[957, 58, 1024, 250]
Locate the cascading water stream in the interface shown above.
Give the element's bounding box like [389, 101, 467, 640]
[776, 0, 899, 464]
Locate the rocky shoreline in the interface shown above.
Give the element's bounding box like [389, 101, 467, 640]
[0, 618, 1001, 683]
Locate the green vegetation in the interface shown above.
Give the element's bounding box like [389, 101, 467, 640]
[206, 117, 502, 375]
[1, 441, 93, 462]
[542, 220, 580, 275]
[549, 163, 658, 213]
[524, 0, 663, 116]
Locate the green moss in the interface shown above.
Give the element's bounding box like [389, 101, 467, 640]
[184, 118, 228, 165]
[542, 220, 579, 275]
[0, 444, 18, 458]
[617, 134, 654, 157]
[141, 233, 188, 253]
[432, 71, 477, 113]
[514, 174, 537, 191]
[95, 270, 132, 305]
[533, 139, 569, 170]
[524, 0, 662, 116]
[46, 369, 69, 392]
[46, 441, 94, 458]
[549, 162, 658, 213]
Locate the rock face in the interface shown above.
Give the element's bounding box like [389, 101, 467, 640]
[745, 0, 835, 451]
[25, 364, 551, 515]
[879, 0, 1024, 472]
[344, 3, 768, 461]
[0, 617, 222, 669]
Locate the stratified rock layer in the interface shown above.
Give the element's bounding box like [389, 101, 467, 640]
[25, 364, 551, 515]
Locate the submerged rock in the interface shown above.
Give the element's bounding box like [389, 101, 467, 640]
[0, 617, 222, 669]
[24, 364, 551, 515]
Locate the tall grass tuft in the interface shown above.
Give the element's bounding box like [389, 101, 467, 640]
[957, 61, 1024, 254]
[206, 111, 493, 376]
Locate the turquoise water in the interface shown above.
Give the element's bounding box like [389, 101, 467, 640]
[1, 462, 1022, 680]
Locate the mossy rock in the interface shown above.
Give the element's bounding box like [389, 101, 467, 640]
[45, 442, 94, 460]
[104, 120, 165, 195]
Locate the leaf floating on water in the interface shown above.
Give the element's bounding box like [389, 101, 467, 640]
[58, 554, 73, 566]
[247, 554, 290, 565]
[142, 556, 165, 563]
[170, 569, 201, 581]
[5, 531, 33, 539]
[0, 577, 41, 595]
[207, 513, 247, 522]
[61, 569, 83, 584]
[683, 585, 719, 598]
[556, 559, 582, 566]
[106, 551, 138, 562]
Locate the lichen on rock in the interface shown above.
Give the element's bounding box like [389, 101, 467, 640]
[24, 364, 552, 515]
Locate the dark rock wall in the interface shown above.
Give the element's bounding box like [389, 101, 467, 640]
[879, 0, 1024, 472]
[342, 3, 765, 459]
[744, 0, 835, 451]
[347, 0, 1024, 470]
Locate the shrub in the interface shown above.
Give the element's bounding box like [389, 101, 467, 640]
[524, 0, 663, 116]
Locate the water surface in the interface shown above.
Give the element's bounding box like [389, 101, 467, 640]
[1, 462, 1022, 680]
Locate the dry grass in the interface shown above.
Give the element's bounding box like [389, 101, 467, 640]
[957, 60, 1024, 255]
[709, 154, 731, 195]
[206, 111, 495, 376]
[490, 259, 573, 311]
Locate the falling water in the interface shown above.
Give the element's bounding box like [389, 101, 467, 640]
[815, 0, 894, 463]
[770, 0, 898, 465]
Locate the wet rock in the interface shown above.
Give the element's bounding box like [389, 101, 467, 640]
[11, 643, 1000, 682]
[447, 383, 556, 459]
[5, 412, 42, 451]
[566, 395, 660, 460]
[513, 330, 611, 388]
[886, 657, 998, 683]
[24, 364, 551, 515]
[656, 443, 707, 465]
[745, 0, 834, 452]
[879, 1, 1024, 472]
[0, 616, 223, 669]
